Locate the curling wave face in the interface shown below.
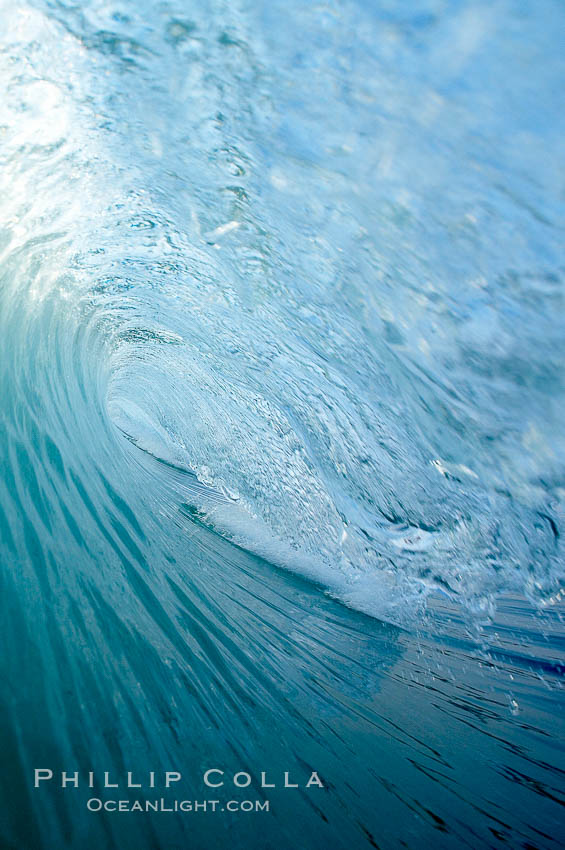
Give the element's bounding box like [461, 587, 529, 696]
[1, 0, 564, 625]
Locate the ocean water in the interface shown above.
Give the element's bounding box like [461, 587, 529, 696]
[0, 0, 564, 847]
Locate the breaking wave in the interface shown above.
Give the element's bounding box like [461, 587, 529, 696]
[1, 0, 564, 628]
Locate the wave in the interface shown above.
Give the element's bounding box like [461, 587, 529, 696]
[1, 0, 564, 629]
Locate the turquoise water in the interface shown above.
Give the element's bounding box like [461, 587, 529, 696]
[0, 0, 564, 847]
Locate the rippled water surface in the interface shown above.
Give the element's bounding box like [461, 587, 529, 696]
[0, 0, 564, 847]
